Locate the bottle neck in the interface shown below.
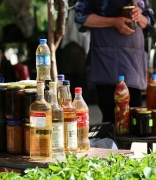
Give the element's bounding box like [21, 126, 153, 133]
[74, 93, 83, 100]
[36, 85, 45, 101]
[60, 85, 71, 103]
[49, 86, 58, 105]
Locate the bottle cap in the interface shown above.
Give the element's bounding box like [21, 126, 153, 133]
[75, 87, 82, 93]
[39, 39, 47, 44]
[63, 80, 70, 86]
[119, 76, 124, 81]
[151, 74, 156, 79]
[58, 74, 65, 80]
[49, 82, 57, 87]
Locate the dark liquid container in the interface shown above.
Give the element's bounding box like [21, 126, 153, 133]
[0, 87, 6, 118]
[0, 118, 6, 152]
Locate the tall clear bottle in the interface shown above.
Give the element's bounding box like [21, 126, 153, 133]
[57, 74, 65, 105]
[114, 76, 130, 135]
[72, 87, 90, 152]
[60, 80, 77, 154]
[49, 82, 64, 158]
[30, 81, 52, 160]
[36, 39, 51, 82]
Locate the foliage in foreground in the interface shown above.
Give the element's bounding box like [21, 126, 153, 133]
[1, 151, 156, 180]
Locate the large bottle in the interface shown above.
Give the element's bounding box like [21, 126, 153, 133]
[36, 39, 51, 82]
[146, 74, 156, 109]
[72, 87, 90, 152]
[57, 74, 65, 105]
[30, 81, 52, 160]
[49, 82, 64, 158]
[60, 80, 77, 154]
[114, 76, 130, 135]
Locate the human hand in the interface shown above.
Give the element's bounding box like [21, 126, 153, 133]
[131, 6, 141, 23]
[113, 17, 135, 35]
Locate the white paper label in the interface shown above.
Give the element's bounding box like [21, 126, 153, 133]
[30, 112, 46, 127]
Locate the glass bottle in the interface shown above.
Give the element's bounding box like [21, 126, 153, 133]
[72, 87, 90, 152]
[60, 80, 77, 154]
[36, 39, 51, 82]
[49, 82, 64, 158]
[44, 79, 52, 102]
[57, 74, 65, 105]
[146, 74, 156, 109]
[30, 81, 52, 160]
[114, 76, 130, 135]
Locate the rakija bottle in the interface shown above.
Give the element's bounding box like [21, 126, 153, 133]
[72, 87, 90, 152]
[60, 80, 77, 154]
[49, 82, 64, 158]
[29, 81, 52, 160]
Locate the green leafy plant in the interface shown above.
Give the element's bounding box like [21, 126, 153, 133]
[1, 152, 156, 179]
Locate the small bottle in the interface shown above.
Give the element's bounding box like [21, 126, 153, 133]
[30, 81, 52, 160]
[114, 76, 130, 135]
[57, 74, 65, 105]
[146, 74, 156, 109]
[36, 39, 51, 82]
[60, 80, 77, 154]
[49, 82, 64, 158]
[72, 87, 90, 152]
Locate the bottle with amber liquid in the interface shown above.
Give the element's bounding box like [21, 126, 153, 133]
[60, 80, 77, 154]
[49, 82, 64, 158]
[72, 87, 90, 152]
[30, 81, 52, 160]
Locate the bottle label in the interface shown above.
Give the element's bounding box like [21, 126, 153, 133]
[76, 112, 89, 127]
[36, 55, 51, 66]
[66, 121, 77, 149]
[30, 112, 46, 127]
[52, 123, 64, 148]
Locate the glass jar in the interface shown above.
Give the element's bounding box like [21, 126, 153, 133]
[0, 87, 6, 118]
[152, 110, 156, 136]
[0, 118, 6, 152]
[5, 84, 25, 119]
[136, 111, 153, 136]
[23, 123, 30, 155]
[6, 119, 24, 154]
[24, 89, 37, 123]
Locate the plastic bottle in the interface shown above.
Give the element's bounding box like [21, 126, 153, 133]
[30, 81, 52, 160]
[36, 39, 51, 82]
[72, 87, 90, 152]
[57, 74, 65, 105]
[146, 74, 156, 109]
[114, 76, 130, 135]
[60, 80, 77, 154]
[49, 82, 64, 158]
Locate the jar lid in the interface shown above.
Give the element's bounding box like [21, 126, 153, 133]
[122, 6, 135, 9]
[25, 88, 37, 93]
[138, 110, 152, 114]
[6, 83, 25, 89]
[0, 83, 9, 88]
[24, 123, 30, 127]
[135, 107, 148, 112]
[19, 80, 37, 88]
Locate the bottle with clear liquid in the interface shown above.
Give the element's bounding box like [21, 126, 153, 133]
[30, 81, 52, 160]
[72, 87, 90, 152]
[57, 74, 65, 105]
[36, 39, 51, 82]
[49, 82, 64, 158]
[44, 79, 52, 102]
[60, 80, 77, 154]
[114, 76, 130, 135]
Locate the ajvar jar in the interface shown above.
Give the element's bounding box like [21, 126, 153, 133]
[0, 118, 6, 152]
[5, 84, 25, 119]
[6, 119, 24, 155]
[23, 123, 30, 155]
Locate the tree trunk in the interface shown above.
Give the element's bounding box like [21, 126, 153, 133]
[48, 0, 67, 82]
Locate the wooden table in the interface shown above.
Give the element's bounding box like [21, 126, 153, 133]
[116, 135, 156, 154]
[0, 148, 134, 174]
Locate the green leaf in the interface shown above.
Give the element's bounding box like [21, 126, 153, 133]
[143, 167, 152, 179]
[49, 165, 61, 172]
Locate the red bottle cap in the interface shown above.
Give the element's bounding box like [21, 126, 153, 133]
[75, 87, 82, 93]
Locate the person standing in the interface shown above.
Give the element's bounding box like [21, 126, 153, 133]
[75, 0, 155, 125]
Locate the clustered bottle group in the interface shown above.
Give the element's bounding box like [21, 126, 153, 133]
[0, 39, 90, 160]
